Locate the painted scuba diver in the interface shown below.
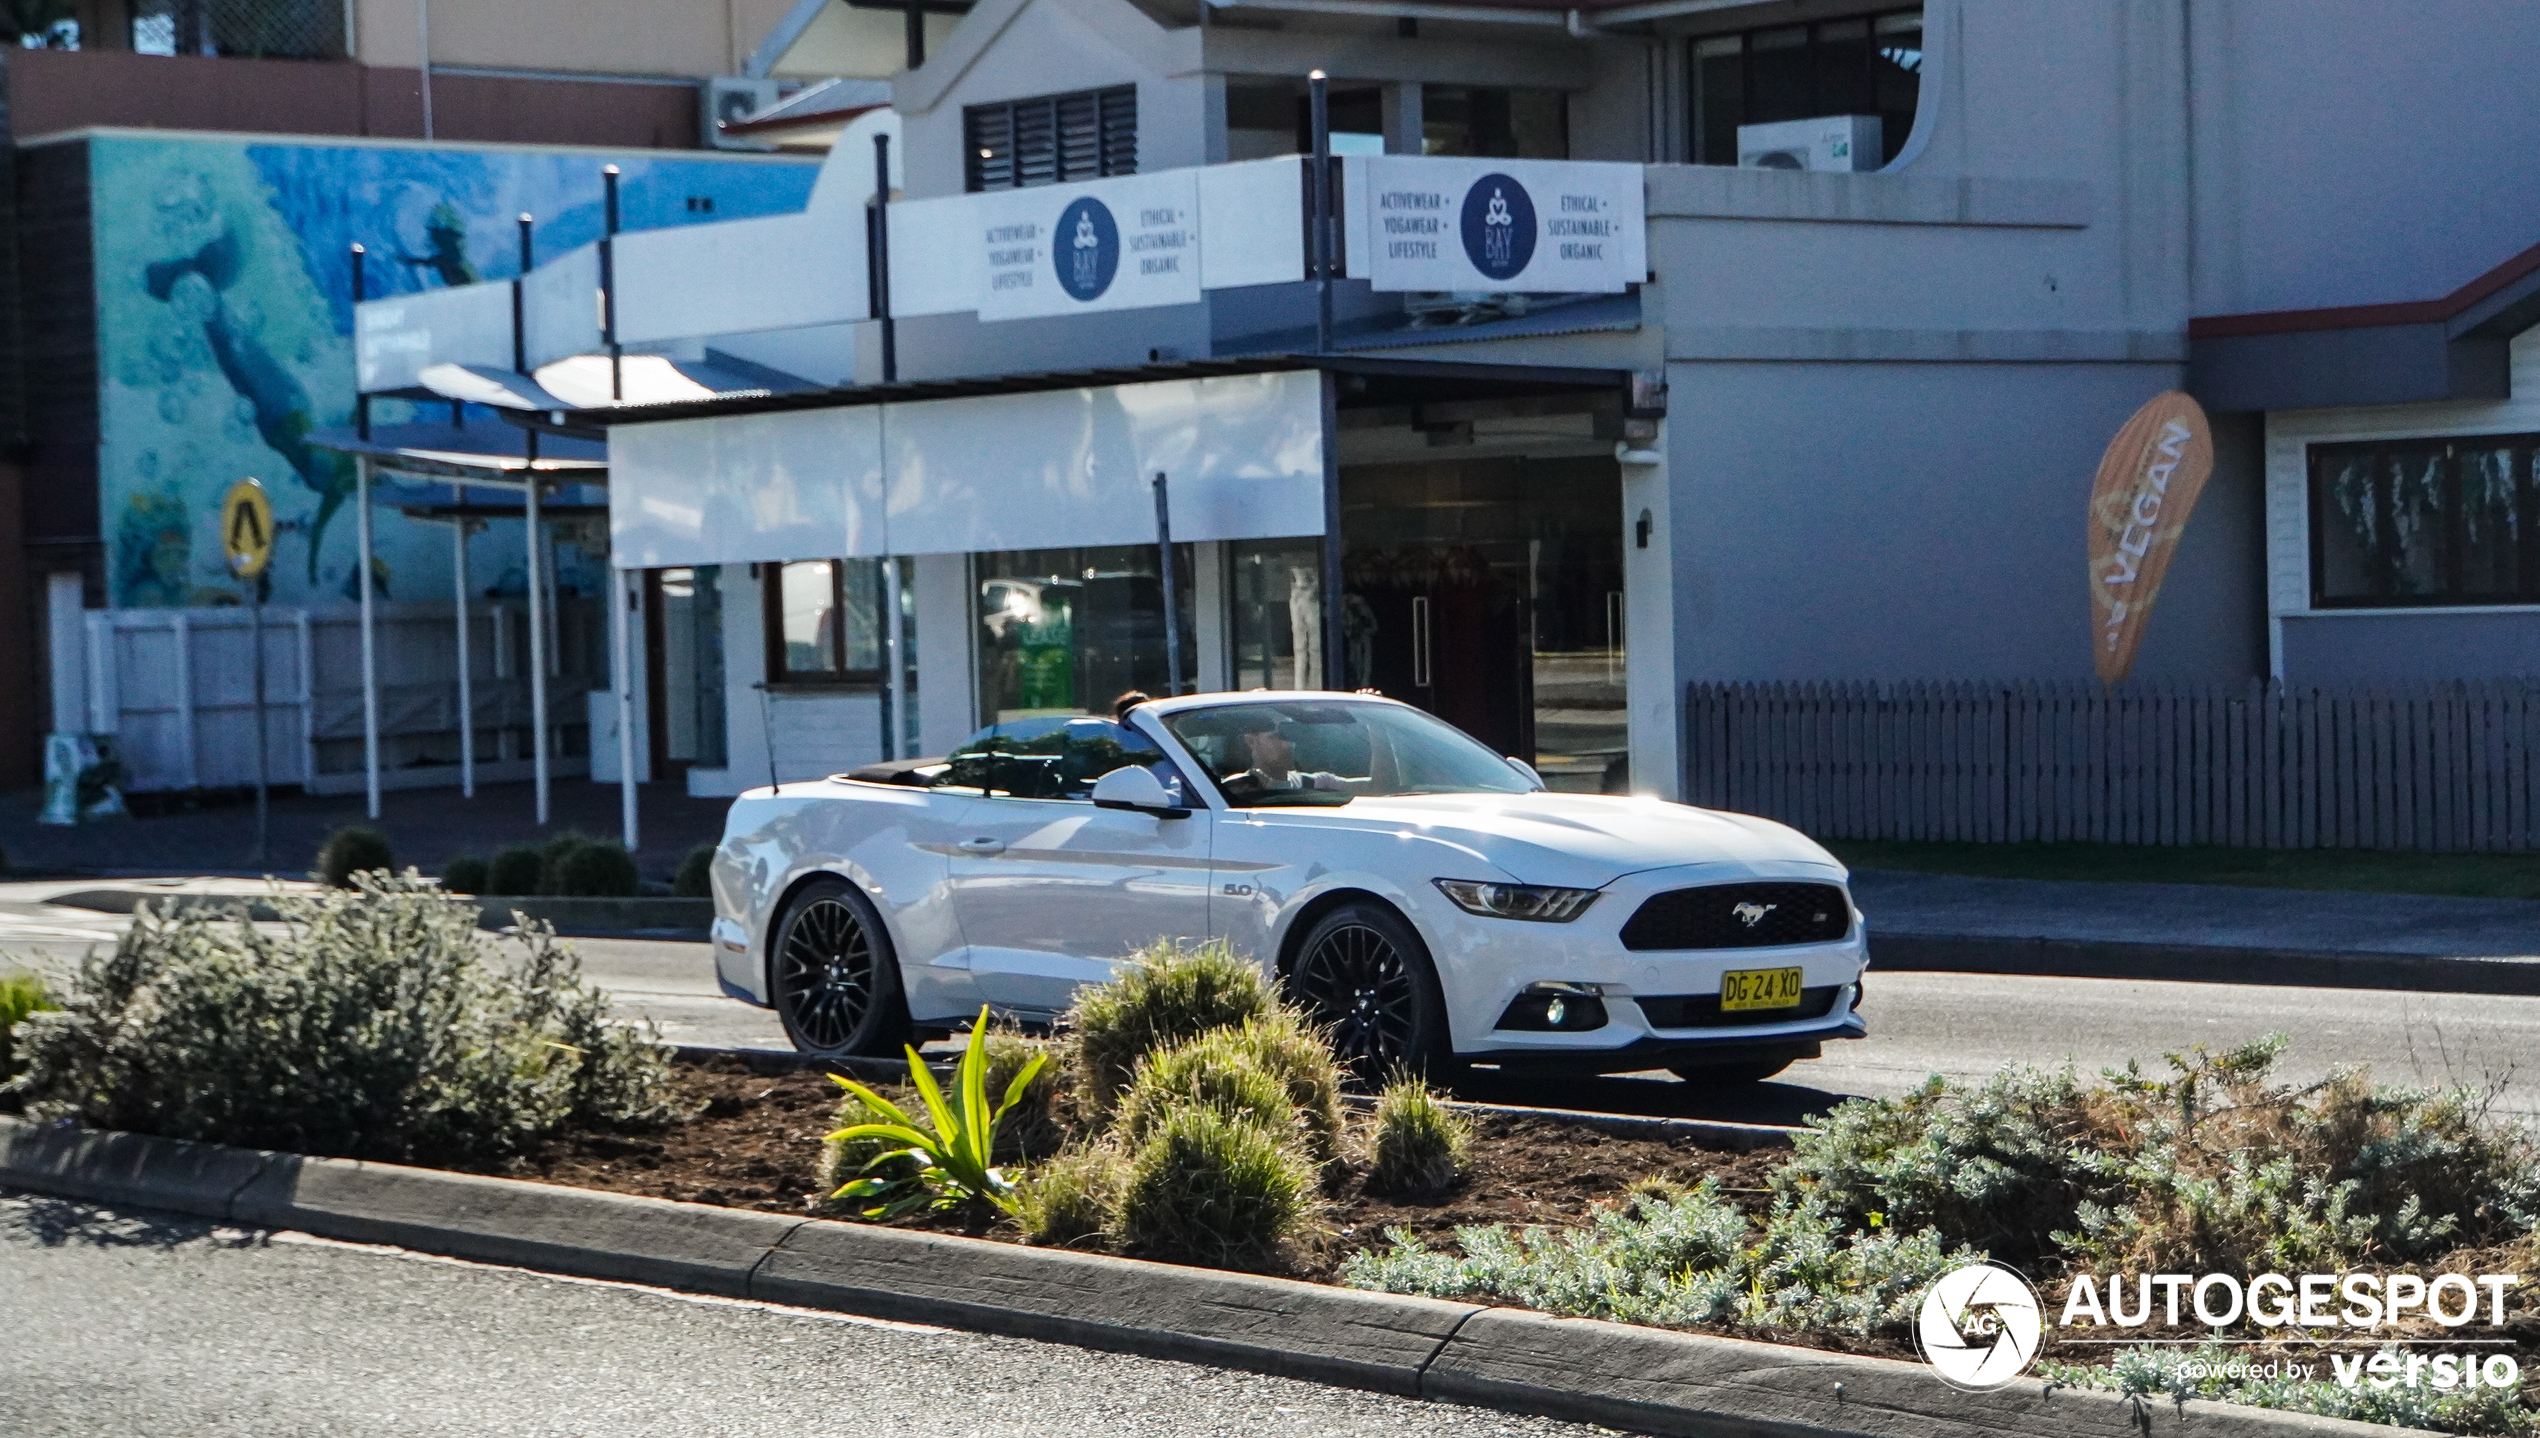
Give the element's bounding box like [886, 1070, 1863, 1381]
[397, 201, 479, 288]
[143, 224, 355, 585]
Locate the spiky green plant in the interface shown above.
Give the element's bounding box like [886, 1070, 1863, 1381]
[826, 1006, 1050, 1219]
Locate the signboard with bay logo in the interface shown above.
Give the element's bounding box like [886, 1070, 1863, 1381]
[975, 170, 1202, 321]
[1357, 157, 1643, 294]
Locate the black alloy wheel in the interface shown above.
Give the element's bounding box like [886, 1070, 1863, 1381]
[771, 877, 909, 1057]
[1286, 900, 1451, 1086]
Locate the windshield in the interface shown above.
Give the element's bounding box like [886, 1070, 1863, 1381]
[1162, 700, 1538, 807]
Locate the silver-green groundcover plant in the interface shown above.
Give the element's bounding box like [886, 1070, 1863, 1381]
[5, 873, 685, 1166]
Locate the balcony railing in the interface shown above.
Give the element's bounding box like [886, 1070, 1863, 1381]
[132, 0, 347, 61]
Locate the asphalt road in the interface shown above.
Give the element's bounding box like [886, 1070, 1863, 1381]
[7, 893, 2538, 1124]
[0, 1191, 1618, 1438]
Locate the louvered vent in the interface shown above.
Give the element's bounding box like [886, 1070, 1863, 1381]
[965, 86, 1138, 192]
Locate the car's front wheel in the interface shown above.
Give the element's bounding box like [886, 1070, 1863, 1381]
[1286, 900, 1453, 1085]
[770, 876, 910, 1058]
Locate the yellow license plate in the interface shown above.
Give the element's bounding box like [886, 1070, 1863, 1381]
[1720, 967, 1806, 1012]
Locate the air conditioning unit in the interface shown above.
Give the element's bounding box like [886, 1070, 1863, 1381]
[704, 77, 784, 151]
[1735, 115, 1883, 172]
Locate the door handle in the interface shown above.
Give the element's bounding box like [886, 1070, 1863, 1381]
[957, 837, 1007, 854]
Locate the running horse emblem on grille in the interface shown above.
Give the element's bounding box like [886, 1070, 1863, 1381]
[1731, 901, 1777, 928]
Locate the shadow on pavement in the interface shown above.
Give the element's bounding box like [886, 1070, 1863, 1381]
[1446, 1068, 1843, 1126]
[0, 1188, 260, 1251]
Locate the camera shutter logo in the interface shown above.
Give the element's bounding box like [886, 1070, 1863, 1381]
[1459, 173, 1536, 282]
[1916, 1263, 2044, 1391]
[1055, 197, 1120, 302]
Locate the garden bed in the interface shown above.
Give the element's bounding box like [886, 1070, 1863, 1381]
[494, 1055, 1789, 1285]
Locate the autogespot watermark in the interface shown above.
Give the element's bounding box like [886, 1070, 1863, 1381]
[1914, 1265, 2528, 1393]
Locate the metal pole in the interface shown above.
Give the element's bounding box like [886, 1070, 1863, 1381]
[615, 566, 638, 851]
[357, 457, 380, 819]
[903, 0, 925, 68]
[351, 245, 370, 442]
[601, 166, 622, 402]
[872, 134, 896, 383]
[1309, 69, 1334, 355]
[251, 587, 268, 864]
[511, 214, 529, 373]
[1319, 370, 1346, 691]
[526, 476, 549, 826]
[1154, 472, 1182, 696]
[453, 514, 474, 797]
[416, 0, 434, 140]
[882, 557, 907, 762]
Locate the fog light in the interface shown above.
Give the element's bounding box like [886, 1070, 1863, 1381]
[1494, 981, 1608, 1032]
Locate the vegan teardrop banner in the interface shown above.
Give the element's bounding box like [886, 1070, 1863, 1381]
[2087, 391, 2214, 682]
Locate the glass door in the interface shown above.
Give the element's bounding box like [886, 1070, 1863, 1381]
[1338, 456, 1626, 790]
[645, 566, 727, 777]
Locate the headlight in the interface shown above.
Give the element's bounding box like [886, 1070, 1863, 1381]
[1432, 879, 1599, 922]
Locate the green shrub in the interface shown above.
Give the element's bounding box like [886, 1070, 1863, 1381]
[10, 873, 685, 1165]
[672, 844, 716, 899]
[1116, 1107, 1316, 1270]
[981, 1023, 1065, 1163]
[1018, 1143, 1127, 1249]
[2041, 1343, 2540, 1438]
[1344, 1179, 1971, 1338]
[1366, 1076, 1469, 1197]
[0, 970, 58, 1081]
[1116, 1041, 1297, 1151]
[824, 1008, 1048, 1219]
[1780, 1036, 2540, 1277]
[1066, 938, 1277, 1112]
[312, 826, 393, 888]
[439, 854, 489, 895]
[546, 837, 640, 898]
[485, 844, 544, 896]
[1215, 1011, 1344, 1163]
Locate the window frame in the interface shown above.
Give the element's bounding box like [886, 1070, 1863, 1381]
[2306, 433, 2540, 611]
[761, 559, 884, 689]
[1685, 7, 1924, 168]
[964, 85, 1139, 193]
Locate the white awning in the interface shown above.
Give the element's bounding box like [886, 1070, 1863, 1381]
[606, 368, 1325, 569]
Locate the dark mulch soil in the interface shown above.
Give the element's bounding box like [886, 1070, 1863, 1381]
[493, 1056, 1785, 1284]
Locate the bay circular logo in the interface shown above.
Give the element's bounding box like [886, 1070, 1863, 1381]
[1459, 173, 1536, 283]
[1915, 1263, 2044, 1391]
[1054, 196, 1119, 302]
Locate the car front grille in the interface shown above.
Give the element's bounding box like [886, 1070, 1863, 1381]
[1635, 985, 1843, 1029]
[1617, 882, 1851, 951]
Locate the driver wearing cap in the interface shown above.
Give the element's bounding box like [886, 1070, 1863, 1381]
[1220, 713, 1348, 799]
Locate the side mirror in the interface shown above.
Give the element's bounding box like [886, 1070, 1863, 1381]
[1090, 765, 1190, 818]
[1506, 757, 1545, 789]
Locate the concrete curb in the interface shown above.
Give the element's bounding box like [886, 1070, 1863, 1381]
[1872, 931, 2540, 996]
[0, 1115, 2411, 1438]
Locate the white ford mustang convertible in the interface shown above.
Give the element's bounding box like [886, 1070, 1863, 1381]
[708, 691, 1868, 1083]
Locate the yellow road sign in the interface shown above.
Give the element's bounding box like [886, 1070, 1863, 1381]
[221, 478, 274, 580]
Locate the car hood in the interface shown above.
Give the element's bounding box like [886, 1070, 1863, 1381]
[1270, 792, 1847, 890]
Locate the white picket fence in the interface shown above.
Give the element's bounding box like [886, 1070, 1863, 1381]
[80, 601, 603, 795]
[1685, 679, 2540, 851]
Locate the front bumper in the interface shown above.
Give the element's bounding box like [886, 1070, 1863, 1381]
[1408, 860, 1872, 1062]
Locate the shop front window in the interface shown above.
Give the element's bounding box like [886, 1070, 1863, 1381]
[2310, 435, 2540, 607]
[764, 558, 883, 684]
[975, 545, 1195, 725]
[1230, 539, 1326, 691]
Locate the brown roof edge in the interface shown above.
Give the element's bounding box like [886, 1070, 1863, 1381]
[2189, 233, 2540, 339]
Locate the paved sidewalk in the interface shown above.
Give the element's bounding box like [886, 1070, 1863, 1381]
[1854, 869, 2540, 992]
[0, 780, 730, 885]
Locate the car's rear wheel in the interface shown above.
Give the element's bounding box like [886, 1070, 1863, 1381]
[1668, 1057, 1794, 1085]
[1286, 900, 1452, 1086]
[771, 876, 910, 1058]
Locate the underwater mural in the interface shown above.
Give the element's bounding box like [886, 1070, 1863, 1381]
[92, 134, 818, 609]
